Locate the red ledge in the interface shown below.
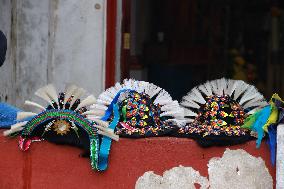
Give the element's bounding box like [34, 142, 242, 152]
[0, 135, 275, 189]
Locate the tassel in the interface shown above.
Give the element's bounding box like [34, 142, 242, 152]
[75, 95, 96, 110]
[10, 121, 28, 130]
[3, 121, 28, 136]
[64, 84, 78, 103]
[24, 100, 46, 111]
[70, 88, 86, 107]
[35, 86, 52, 104]
[45, 84, 59, 105]
[83, 110, 105, 116]
[89, 118, 109, 128]
[97, 130, 119, 141]
[16, 112, 37, 121]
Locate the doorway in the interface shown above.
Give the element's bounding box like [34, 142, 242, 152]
[119, 0, 281, 100]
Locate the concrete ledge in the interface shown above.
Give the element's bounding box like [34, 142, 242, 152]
[0, 135, 275, 188]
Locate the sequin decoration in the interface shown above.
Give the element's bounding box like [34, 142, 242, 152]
[114, 91, 174, 136]
[21, 109, 97, 138]
[179, 95, 248, 137]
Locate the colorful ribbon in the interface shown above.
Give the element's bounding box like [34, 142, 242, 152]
[98, 89, 134, 170]
[98, 103, 120, 170]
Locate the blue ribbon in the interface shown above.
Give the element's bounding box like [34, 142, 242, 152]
[98, 89, 133, 170]
[101, 89, 130, 121]
[0, 102, 22, 128]
[98, 103, 119, 170]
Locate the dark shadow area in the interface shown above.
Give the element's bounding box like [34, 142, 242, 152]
[123, 0, 284, 100]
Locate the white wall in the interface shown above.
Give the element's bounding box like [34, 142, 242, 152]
[0, 0, 106, 107]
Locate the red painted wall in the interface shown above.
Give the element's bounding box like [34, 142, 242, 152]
[0, 135, 275, 189]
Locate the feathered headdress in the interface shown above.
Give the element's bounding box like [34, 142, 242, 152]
[176, 78, 268, 146]
[3, 84, 118, 171]
[89, 79, 186, 137]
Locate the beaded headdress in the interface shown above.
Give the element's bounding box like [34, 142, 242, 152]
[175, 78, 268, 146]
[89, 79, 185, 137]
[3, 84, 118, 171]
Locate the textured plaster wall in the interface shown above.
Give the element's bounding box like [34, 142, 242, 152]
[0, 0, 14, 103]
[0, 0, 106, 107]
[136, 149, 273, 189]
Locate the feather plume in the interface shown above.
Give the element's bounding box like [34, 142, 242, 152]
[233, 81, 249, 100]
[83, 110, 105, 116]
[70, 88, 86, 106]
[17, 112, 37, 120]
[35, 86, 52, 104]
[3, 121, 28, 136]
[75, 95, 96, 110]
[180, 99, 200, 109]
[24, 100, 46, 111]
[64, 84, 78, 103]
[181, 78, 268, 123]
[92, 79, 186, 127]
[45, 84, 59, 104]
[97, 130, 119, 141]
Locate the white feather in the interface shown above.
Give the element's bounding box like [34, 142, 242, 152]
[35, 86, 52, 104]
[83, 110, 105, 116]
[185, 93, 204, 105]
[75, 95, 96, 110]
[233, 81, 249, 100]
[3, 121, 28, 136]
[45, 84, 59, 104]
[24, 100, 46, 111]
[11, 121, 28, 130]
[239, 86, 260, 105]
[90, 118, 109, 128]
[70, 88, 86, 106]
[198, 84, 211, 96]
[216, 78, 227, 94]
[160, 110, 184, 118]
[161, 101, 180, 112]
[243, 98, 268, 110]
[203, 81, 213, 95]
[165, 119, 187, 127]
[17, 112, 37, 120]
[97, 130, 119, 141]
[181, 99, 200, 109]
[184, 108, 198, 117]
[210, 80, 219, 94]
[154, 90, 172, 105]
[190, 88, 206, 104]
[90, 104, 108, 111]
[3, 127, 23, 136]
[64, 84, 78, 103]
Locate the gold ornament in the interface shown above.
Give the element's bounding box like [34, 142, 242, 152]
[53, 120, 71, 135]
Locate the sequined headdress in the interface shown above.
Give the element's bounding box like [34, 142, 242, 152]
[89, 79, 185, 137]
[3, 84, 118, 171]
[175, 78, 268, 146]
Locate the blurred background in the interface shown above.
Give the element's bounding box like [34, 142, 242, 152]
[123, 0, 284, 100]
[0, 0, 284, 106]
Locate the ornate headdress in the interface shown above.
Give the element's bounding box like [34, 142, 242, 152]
[176, 78, 268, 146]
[89, 79, 185, 137]
[3, 84, 118, 171]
